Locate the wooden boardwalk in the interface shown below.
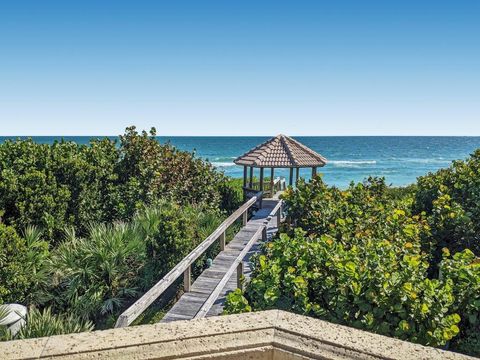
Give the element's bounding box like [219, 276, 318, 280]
[161, 199, 280, 323]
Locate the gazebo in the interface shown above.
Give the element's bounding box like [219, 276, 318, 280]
[234, 134, 327, 199]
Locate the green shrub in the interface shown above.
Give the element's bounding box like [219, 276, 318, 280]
[0, 126, 239, 242]
[228, 229, 461, 347]
[415, 150, 480, 258]
[133, 201, 223, 288]
[226, 175, 480, 352]
[440, 248, 480, 356]
[113, 127, 237, 218]
[0, 138, 118, 242]
[0, 224, 49, 305]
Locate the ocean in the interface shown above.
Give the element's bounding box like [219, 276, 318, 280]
[1, 136, 480, 188]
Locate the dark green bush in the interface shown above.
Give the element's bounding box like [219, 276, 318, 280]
[0, 127, 240, 242]
[0, 138, 118, 242]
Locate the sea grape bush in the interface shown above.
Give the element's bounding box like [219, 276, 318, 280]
[415, 149, 480, 261]
[225, 175, 480, 355]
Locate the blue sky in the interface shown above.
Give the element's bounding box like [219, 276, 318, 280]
[0, 1, 479, 136]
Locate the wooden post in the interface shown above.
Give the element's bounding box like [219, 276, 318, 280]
[242, 210, 248, 226]
[270, 168, 274, 196]
[237, 262, 244, 290]
[277, 206, 281, 227]
[259, 167, 264, 191]
[184, 266, 191, 292]
[289, 168, 294, 186]
[249, 167, 254, 188]
[312, 167, 317, 178]
[295, 167, 300, 184]
[219, 231, 226, 251]
[262, 226, 267, 241]
[243, 166, 247, 187]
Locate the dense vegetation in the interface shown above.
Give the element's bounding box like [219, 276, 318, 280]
[225, 151, 480, 356]
[0, 127, 241, 339]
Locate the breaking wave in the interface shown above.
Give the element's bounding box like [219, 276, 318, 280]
[212, 162, 236, 167]
[330, 160, 377, 168]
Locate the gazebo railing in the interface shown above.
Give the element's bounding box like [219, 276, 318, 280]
[246, 177, 286, 197]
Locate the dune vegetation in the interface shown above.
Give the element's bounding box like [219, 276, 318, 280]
[225, 151, 480, 356]
[0, 127, 242, 339]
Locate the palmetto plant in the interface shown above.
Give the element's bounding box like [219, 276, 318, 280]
[21, 226, 50, 306]
[1, 307, 93, 340]
[51, 222, 146, 322]
[0, 306, 10, 340]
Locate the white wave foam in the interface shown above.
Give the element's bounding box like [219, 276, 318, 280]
[330, 160, 377, 168]
[404, 158, 451, 164]
[212, 162, 235, 167]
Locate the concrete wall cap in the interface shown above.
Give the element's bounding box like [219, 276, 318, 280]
[0, 310, 475, 360]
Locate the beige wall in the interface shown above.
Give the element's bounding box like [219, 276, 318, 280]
[0, 310, 474, 360]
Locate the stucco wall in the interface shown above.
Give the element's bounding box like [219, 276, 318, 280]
[0, 310, 474, 360]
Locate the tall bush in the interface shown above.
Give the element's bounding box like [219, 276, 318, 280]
[415, 150, 480, 259]
[0, 127, 241, 242]
[225, 175, 480, 354]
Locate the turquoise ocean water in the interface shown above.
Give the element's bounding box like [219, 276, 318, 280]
[1, 136, 480, 188]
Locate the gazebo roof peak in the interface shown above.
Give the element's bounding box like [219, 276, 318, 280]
[234, 134, 327, 168]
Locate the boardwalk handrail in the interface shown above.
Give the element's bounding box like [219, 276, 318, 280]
[115, 196, 258, 328]
[194, 200, 284, 319]
[193, 225, 266, 319]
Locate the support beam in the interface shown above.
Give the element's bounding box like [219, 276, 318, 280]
[259, 168, 264, 191]
[312, 167, 317, 178]
[243, 166, 247, 188]
[219, 231, 226, 251]
[237, 262, 244, 290]
[289, 168, 294, 186]
[184, 266, 191, 292]
[249, 167, 254, 188]
[270, 168, 275, 196]
[296, 167, 300, 183]
[277, 205, 281, 227]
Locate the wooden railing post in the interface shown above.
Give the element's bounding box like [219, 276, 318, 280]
[237, 262, 244, 290]
[242, 209, 248, 226]
[277, 205, 282, 227]
[262, 226, 267, 241]
[184, 266, 191, 292]
[219, 231, 226, 251]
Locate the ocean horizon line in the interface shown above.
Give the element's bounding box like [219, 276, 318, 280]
[1, 135, 480, 138]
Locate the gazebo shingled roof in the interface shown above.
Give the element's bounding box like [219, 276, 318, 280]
[234, 134, 327, 168]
